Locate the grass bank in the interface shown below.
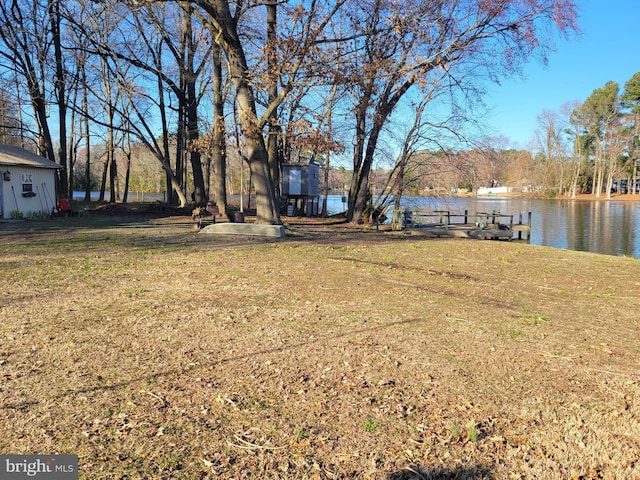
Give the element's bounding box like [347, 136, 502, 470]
[1, 215, 639, 479]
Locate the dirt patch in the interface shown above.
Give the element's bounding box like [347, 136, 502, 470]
[1, 214, 639, 479]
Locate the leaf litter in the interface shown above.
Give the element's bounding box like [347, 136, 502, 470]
[0, 215, 639, 478]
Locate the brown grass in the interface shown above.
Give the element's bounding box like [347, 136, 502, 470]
[1, 214, 639, 479]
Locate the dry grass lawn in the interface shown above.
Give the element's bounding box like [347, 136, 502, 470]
[1, 213, 639, 479]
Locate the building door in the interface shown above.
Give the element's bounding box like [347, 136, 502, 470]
[289, 169, 302, 195]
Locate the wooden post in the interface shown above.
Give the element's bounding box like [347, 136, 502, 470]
[518, 212, 523, 240]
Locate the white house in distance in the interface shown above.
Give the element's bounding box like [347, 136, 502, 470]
[0, 144, 62, 218]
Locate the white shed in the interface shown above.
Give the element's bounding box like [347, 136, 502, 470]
[0, 144, 62, 218]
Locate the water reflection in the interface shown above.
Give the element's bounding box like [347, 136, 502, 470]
[324, 196, 640, 257]
[560, 200, 640, 257]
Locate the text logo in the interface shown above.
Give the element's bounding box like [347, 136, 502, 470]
[0, 455, 78, 479]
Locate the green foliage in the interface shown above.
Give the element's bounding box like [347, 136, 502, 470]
[622, 71, 640, 113]
[26, 210, 47, 220]
[293, 427, 310, 442]
[123, 288, 148, 297]
[523, 313, 550, 325]
[579, 81, 620, 136]
[467, 421, 479, 442]
[364, 420, 378, 433]
[450, 420, 460, 438]
[10, 210, 23, 219]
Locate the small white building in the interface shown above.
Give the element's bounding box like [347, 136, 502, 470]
[0, 144, 62, 218]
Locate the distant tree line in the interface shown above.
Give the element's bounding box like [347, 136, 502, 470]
[0, 0, 578, 224]
[532, 72, 640, 198]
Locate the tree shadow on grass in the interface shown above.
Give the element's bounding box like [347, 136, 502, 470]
[388, 464, 493, 480]
[0, 316, 431, 410]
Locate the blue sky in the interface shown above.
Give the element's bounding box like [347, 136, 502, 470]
[483, 0, 640, 149]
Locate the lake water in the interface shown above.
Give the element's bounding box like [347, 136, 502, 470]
[323, 195, 640, 258]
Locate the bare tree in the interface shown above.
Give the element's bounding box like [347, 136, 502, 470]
[0, 81, 23, 144]
[0, 1, 57, 161]
[535, 108, 573, 195]
[339, 0, 579, 223]
[186, 0, 347, 224]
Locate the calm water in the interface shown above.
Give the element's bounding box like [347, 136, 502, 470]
[323, 195, 640, 258]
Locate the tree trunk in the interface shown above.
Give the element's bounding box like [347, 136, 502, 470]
[211, 41, 228, 217]
[83, 85, 92, 202]
[352, 123, 383, 224]
[185, 74, 206, 204]
[99, 157, 108, 202]
[156, 64, 183, 205]
[107, 100, 119, 204]
[266, 1, 281, 202]
[30, 86, 55, 164]
[230, 51, 279, 223]
[51, 0, 68, 198]
[67, 93, 77, 197]
[346, 96, 370, 223]
[198, 1, 280, 224]
[569, 135, 581, 198]
[123, 131, 132, 204]
[321, 83, 338, 217]
[175, 97, 186, 203]
[182, 3, 206, 205]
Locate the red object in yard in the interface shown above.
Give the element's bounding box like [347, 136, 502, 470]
[58, 198, 72, 215]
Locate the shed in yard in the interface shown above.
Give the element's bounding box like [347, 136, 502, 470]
[0, 144, 61, 218]
[281, 161, 320, 216]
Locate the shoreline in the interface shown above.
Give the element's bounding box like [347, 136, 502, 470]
[555, 193, 640, 201]
[469, 192, 640, 201]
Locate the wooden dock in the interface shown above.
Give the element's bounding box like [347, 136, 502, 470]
[399, 209, 531, 241]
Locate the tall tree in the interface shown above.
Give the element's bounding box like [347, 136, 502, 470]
[575, 81, 620, 197]
[0, 0, 57, 162]
[123, 1, 212, 205]
[188, 0, 346, 224]
[189, 0, 278, 222]
[210, 39, 229, 215]
[0, 81, 23, 144]
[341, 0, 579, 223]
[169, 2, 211, 205]
[621, 72, 640, 193]
[535, 108, 572, 195]
[564, 100, 586, 197]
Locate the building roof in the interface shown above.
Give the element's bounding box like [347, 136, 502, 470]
[0, 144, 62, 170]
